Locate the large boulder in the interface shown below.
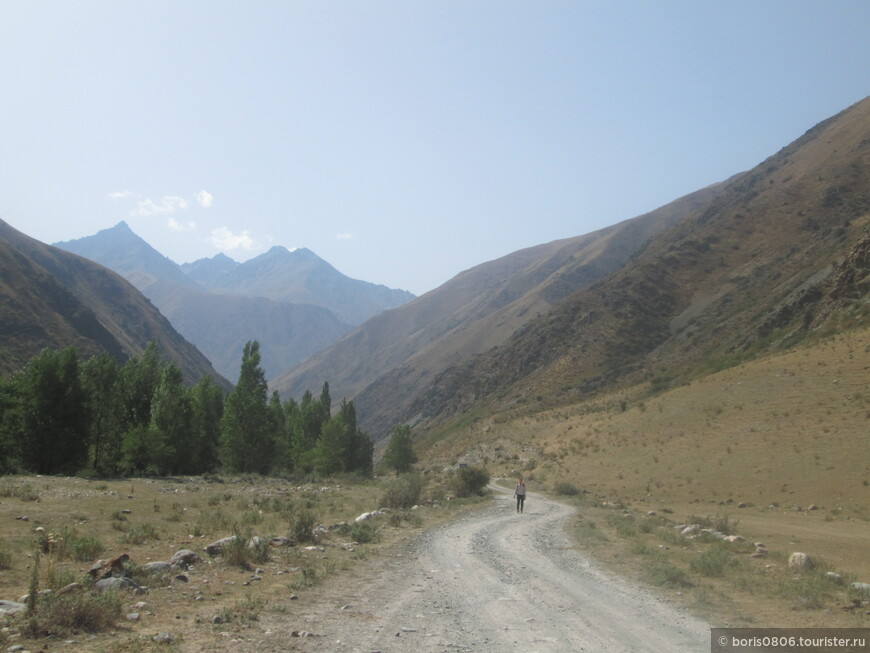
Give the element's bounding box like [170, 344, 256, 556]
[206, 536, 238, 556]
[169, 549, 202, 568]
[95, 576, 144, 594]
[142, 561, 173, 574]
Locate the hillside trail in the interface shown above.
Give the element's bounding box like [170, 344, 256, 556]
[246, 484, 711, 652]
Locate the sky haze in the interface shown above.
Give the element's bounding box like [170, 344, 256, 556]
[1, 2, 868, 295]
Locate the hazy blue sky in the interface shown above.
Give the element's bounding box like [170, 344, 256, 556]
[1, 2, 868, 295]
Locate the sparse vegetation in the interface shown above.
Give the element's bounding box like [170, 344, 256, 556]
[553, 481, 582, 496]
[450, 466, 490, 498]
[689, 546, 736, 577]
[380, 472, 424, 509]
[23, 591, 122, 638]
[648, 562, 693, 588]
[0, 472, 489, 650]
[290, 508, 317, 544]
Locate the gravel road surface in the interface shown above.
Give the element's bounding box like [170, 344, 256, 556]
[265, 485, 710, 652]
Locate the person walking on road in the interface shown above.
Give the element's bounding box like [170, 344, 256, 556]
[514, 477, 526, 513]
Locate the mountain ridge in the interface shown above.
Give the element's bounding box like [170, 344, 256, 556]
[398, 96, 870, 435]
[0, 219, 228, 387]
[275, 97, 869, 440]
[55, 225, 413, 380]
[272, 180, 725, 425]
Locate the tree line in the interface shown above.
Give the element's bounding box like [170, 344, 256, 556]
[0, 340, 373, 478]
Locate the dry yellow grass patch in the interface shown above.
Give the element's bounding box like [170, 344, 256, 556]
[0, 473, 472, 652]
[431, 328, 870, 625]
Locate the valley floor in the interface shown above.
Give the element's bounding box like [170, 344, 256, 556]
[199, 486, 709, 652]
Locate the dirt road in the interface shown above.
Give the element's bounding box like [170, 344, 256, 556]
[254, 485, 710, 652]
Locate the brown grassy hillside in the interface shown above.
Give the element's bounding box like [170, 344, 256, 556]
[424, 327, 870, 621]
[275, 182, 722, 435]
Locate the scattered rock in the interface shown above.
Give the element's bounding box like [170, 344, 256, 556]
[152, 632, 173, 644]
[206, 536, 238, 556]
[270, 536, 292, 548]
[169, 549, 201, 568]
[850, 582, 870, 593]
[88, 554, 130, 579]
[18, 590, 52, 603]
[825, 572, 844, 584]
[0, 600, 27, 615]
[126, 613, 140, 621]
[788, 552, 813, 572]
[808, 504, 819, 511]
[142, 562, 173, 574]
[95, 577, 144, 594]
[56, 582, 84, 596]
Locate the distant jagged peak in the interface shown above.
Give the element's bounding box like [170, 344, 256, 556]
[184, 251, 238, 267]
[247, 245, 328, 268]
[261, 244, 314, 258]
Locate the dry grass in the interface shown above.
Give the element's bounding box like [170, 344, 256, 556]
[427, 327, 870, 626]
[0, 472, 480, 651]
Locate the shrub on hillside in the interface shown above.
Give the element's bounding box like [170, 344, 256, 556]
[689, 546, 735, 577]
[450, 466, 490, 498]
[381, 473, 424, 509]
[341, 520, 380, 544]
[553, 481, 581, 496]
[290, 509, 317, 544]
[24, 591, 121, 637]
[648, 562, 693, 588]
[222, 529, 270, 569]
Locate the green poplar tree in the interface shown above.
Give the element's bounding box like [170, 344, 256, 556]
[17, 347, 90, 475]
[150, 363, 190, 474]
[220, 341, 274, 474]
[121, 342, 162, 430]
[382, 424, 417, 475]
[0, 377, 22, 474]
[81, 353, 125, 476]
[190, 376, 224, 474]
